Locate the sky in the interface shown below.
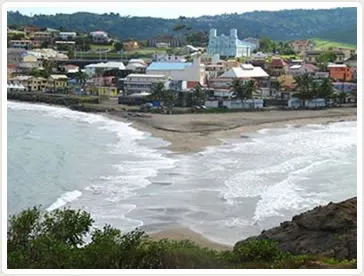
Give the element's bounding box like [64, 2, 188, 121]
[7, 2, 356, 19]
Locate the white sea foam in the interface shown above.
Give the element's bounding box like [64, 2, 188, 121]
[46, 190, 82, 212]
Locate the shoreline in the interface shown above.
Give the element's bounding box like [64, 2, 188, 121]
[8, 100, 357, 249]
[106, 110, 357, 154]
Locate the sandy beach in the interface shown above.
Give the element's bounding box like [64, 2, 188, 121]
[107, 107, 357, 154]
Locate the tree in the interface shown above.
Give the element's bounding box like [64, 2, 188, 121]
[40, 40, 50, 48]
[318, 51, 337, 64]
[191, 84, 206, 106]
[74, 69, 88, 86]
[67, 48, 74, 59]
[317, 78, 334, 104]
[150, 82, 167, 103]
[293, 74, 314, 106]
[163, 90, 177, 114]
[113, 42, 123, 52]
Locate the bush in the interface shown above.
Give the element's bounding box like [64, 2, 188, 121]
[7, 207, 356, 269]
[233, 239, 284, 263]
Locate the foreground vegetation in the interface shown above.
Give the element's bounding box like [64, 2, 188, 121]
[7, 207, 356, 269]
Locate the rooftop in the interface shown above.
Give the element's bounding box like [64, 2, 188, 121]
[219, 66, 269, 79]
[127, 74, 166, 78]
[147, 62, 192, 71]
[50, 74, 68, 79]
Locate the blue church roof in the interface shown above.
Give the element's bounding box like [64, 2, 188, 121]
[148, 62, 192, 71]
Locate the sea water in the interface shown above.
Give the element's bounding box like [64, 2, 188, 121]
[7, 101, 357, 245]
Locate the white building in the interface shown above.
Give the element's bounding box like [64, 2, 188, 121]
[207, 29, 254, 58]
[146, 55, 205, 88]
[152, 53, 186, 63]
[85, 61, 125, 76]
[123, 74, 168, 94]
[90, 31, 110, 44]
[59, 32, 77, 40]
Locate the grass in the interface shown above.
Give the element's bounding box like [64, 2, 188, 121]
[89, 44, 114, 51]
[311, 38, 356, 50]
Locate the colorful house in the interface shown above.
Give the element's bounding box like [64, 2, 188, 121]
[328, 64, 352, 82]
[48, 75, 68, 92]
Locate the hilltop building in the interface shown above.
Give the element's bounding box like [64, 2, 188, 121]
[207, 29, 254, 58]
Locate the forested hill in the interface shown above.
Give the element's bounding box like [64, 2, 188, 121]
[7, 8, 357, 44]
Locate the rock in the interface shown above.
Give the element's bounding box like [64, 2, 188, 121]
[234, 197, 357, 260]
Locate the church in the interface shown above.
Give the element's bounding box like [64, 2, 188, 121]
[207, 29, 255, 58]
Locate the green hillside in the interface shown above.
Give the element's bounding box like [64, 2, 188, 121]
[7, 7, 357, 44]
[312, 38, 356, 50]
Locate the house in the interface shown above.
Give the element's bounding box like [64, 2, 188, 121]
[269, 57, 288, 77]
[90, 31, 110, 44]
[85, 62, 126, 76]
[7, 48, 26, 65]
[205, 63, 227, 79]
[304, 50, 345, 64]
[333, 48, 356, 60]
[328, 64, 352, 82]
[288, 63, 319, 77]
[289, 40, 314, 53]
[122, 41, 139, 51]
[59, 64, 79, 74]
[45, 28, 60, 38]
[147, 35, 183, 47]
[24, 26, 40, 35]
[125, 59, 147, 73]
[152, 53, 186, 62]
[207, 29, 253, 58]
[9, 76, 48, 92]
[31, 31, 52, 41]
[208, 64, 269, 98]
[146, 55, 205, 87]
[250, 52, 267, 68]
[59, 32, 77, 40]
[10, 40, 32, 49]
[7, 64, 18, 78]
[344, 54, 357, 68]
[48, 75, 68, 92]
[31, 40, 42, 48]
[122, 74, 169, 95]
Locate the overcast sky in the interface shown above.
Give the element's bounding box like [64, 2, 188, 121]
[7, 2, 356, 19]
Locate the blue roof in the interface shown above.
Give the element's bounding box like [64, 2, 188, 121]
[147, 62, 192, 71]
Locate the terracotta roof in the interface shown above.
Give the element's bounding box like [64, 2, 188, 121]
[270, 58, 286, 67]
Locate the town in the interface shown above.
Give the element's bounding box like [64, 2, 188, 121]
[7, 24, 357, 113]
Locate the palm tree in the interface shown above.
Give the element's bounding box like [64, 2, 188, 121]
[230, 79, 245, 102]
[293, 74, 313, 107]
[150, 82, 167, 104]
[164, 90, 177, 114]
[230, 79, 256, 108]
[191, 84, 206, 106]
[317, 78, 334, 105]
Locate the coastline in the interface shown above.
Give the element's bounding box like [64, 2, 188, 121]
[106, 108, 357, 154]
[8, 100, 357, 250]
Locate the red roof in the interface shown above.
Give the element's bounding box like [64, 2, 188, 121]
[7, 64, 17, 68]
[187, 81, 200, 89]
[303, 63, 319, 72]
[271, 58, 286, 68]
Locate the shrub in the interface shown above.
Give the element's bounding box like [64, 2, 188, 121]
[233, 239, 284, 263]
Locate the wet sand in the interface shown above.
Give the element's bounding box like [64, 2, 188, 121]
[148, 228, 233, 251]
[107, 107, 357, 154]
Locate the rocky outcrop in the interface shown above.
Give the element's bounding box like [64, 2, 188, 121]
[235, 197, 357, 260]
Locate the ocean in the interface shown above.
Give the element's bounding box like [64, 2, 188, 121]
[7, 101, 357, 245]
